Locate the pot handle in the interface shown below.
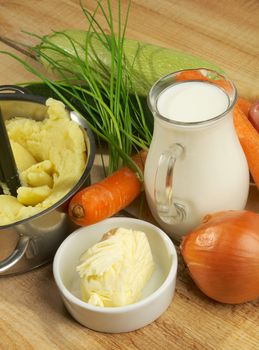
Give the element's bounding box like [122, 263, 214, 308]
[0, 236, 30, 274]
[0, 85, 30, 95]
[154, 143, 186, 224]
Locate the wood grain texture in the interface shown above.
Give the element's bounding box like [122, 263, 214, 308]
[0, 0, 259, 98]
[0, 1, 259, 349]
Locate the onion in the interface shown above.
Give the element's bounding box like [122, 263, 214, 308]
[180, 210, 259, 304]
[248, 100, 259, 132]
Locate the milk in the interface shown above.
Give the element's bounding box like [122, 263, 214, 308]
[157, 81, 229, 122]
[144, 75, 250, 240]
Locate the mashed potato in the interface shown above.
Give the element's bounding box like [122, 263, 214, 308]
[0, 98, 87, 225]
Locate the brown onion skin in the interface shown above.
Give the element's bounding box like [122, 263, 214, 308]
[180, 210, 259, 304]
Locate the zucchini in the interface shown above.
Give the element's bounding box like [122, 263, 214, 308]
[37, 30, 223, 96]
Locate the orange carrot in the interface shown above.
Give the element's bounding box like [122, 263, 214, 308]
[176, 70, 209, 82]
[236, 96, 251, 116]
[176, 70, 232, 92]
[234, 99, 259, 188]
[68, 151, 147, 226]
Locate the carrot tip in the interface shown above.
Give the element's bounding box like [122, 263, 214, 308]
[71, 204, 85, 219]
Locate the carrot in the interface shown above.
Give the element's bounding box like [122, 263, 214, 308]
[234, 98, 259, 188]
[68, 150, 147, 226]
[176, 70, 232, 92]
[236, 96, 251, 116]
[176, 70, 209, 82]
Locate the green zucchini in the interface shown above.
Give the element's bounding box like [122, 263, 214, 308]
[37, 30, 223, 96]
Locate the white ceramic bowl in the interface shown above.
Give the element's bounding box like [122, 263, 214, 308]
[53, 217, 178, 333]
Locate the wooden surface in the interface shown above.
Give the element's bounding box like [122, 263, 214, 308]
[0, 1, 259, 349]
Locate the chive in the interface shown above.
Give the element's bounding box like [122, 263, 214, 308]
[0, 0, 152, 177]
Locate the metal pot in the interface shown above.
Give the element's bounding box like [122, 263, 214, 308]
[0, 85, 95, 276]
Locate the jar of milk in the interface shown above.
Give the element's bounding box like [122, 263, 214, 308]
[144, 68, 250, 240]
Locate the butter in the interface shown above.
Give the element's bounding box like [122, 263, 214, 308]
[76, 227, 155, 307]
[0, 98, 86, 225]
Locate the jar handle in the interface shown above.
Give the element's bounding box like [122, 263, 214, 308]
[155, 143, 186, 224]
[0, 236, 30, 274]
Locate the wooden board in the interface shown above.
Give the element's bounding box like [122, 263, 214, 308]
[0, 1, 259, 349]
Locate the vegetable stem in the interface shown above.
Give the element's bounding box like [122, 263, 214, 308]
[0, 0, 151, 176]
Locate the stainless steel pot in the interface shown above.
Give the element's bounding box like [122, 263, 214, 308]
[0, 85, 95, 276]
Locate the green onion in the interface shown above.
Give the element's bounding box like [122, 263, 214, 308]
[0, 0, 152, 176]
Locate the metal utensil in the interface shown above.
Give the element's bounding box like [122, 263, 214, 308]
[0, 106, 21, 196]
